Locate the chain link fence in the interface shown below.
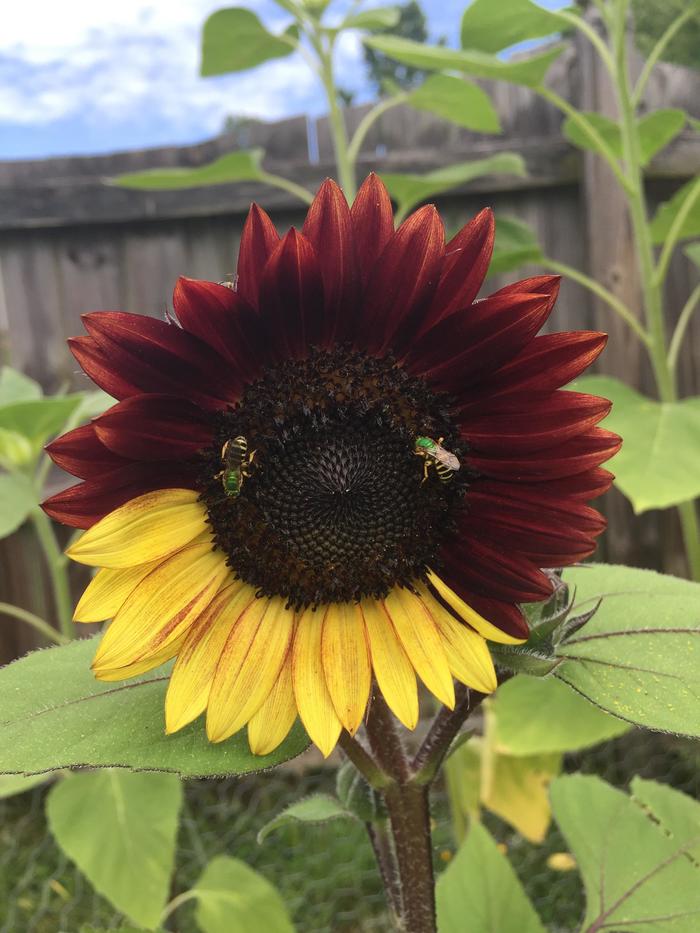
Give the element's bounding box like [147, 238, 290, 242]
[2, 731, 699, 932]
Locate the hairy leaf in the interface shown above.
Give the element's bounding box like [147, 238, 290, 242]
[258, 794, 354, 843]
[200, 8, 294, 77]
[112, 150, 265, 191]
[0, 636, 310, 777]
[408, 74, 500, 133]
[461, 0, 566, 53]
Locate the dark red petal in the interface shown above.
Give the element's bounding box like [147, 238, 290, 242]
[443, 539, 554, 603]
[358, 205, 444, 357]
[173, 277, 271, 382]
[258, 229, 325, 360]
[459, 332, 608, 407]
[460, 391, 612, 454]
[302, 179, 359, 346]
[45, 424, 129, 479]
[69, 336, 139, 400]
[408, 291, 554, 392]
[42, 464, 198, 529]
[236, 203, 280, 309]
[468, 483, 608, 537]
[93, 394, 213, 461]
[350, 173, 394, 288]
[491, 274, 562, 301]
[424, 207, 495, 328]
[463, 519, 597, 566]
[82, 312, 238, 408]
[431, 574, 530, 639]
[466, 427, 622, 481]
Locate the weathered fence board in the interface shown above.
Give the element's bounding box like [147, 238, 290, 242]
[0, 39, 698, 654]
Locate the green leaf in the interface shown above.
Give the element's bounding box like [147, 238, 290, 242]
[363, 36, 564, 88]
[112, 150, 265, 191]
[408, 74, 500, 133]
[573, 374, 700, 512]
[0, 428, 34, 470]
[0, 772, 50, 799]
[382, 154, 526, 218]
[258, 794, 354, 843]
[0, 636, 310, 777]
[551, 775, 700, 932]
[684, 241, 700, 268]
[0, 395, 84, 453]
[436, 820, 545, 933]
[0, 367, 41, 405]
[563, 109, 685, 167]
[343, 7, 400, 30]
[194, 855, 295, 933]
[200, 8, 295, 77]
[490, 675, 629, 756]
[554, 563, 700, 737]
[46, 770, 182, 929]
[460, 0, 566, 53]
[489, 215, 544, 276]
[0, 473, 36, 538]
[72, 389, 113, 421]
[650, 176, 700, 244]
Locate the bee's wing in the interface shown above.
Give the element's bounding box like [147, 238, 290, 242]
[434, 445, 461, 471]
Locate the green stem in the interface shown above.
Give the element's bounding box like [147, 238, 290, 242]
[668, 283, 700, 373]
[613, 0, 700, 579]
[347, 93, 408, 168]
[538, 86, 633, 194]
[317, 34, 356, 199]
[159, 889, 200, 926]
[259, 171, 315, 205]
[632, 7, 699, 107]
[545, 258, 650, 344]
[0, 601, 67, 645]
[29, 508, 75, 640]
[556, 9, 617, 78]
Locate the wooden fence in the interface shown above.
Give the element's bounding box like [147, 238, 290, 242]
[1, 32, 699, 659]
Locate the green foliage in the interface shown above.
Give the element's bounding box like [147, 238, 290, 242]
[551, 774, 700, 932]
[574, 374, 700, 512]
[200, 8, 294, 77]
[362, 1, 429, 93]
[364, 35, 564, 87]
[0, 772, 49, 799]
[555, 564, 700, 736]
[194, 855, 295, 933]
[408, 74, 500, 133]
[685, 241, 700, 268]
[113, 150, 265, 191]
[632, 0, 700, 69]
[258, 794, 354, 843]
[650, 177, 700, 244]
[460, 0, 566, 53]
[0, 396, 83, 458]
[382, 153, 526, 219]
[46, 770, 182, 929]
[0, 473, 36, 538]
[489, 216, 545, 275]
[490, 675, 629, 756]
[0, 367, 41, 405]
[563, 108, 686, 166]
[343, 7, 400, 31]
[436, 820, 545, 933]
[0, 636, 310, 777]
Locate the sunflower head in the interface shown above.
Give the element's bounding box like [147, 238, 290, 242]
[44, 175, 619, 757]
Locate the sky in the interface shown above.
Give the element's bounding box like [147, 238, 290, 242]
[0, 0, 565, 160]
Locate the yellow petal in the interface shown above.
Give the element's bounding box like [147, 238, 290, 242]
[322, 603, 372, 735]
[206, 597, 294, 743]
[362, 600, 418, 729]
[420, 587, 497, 694]
[93, 638, 187, 682]
[248, 653, 298, 756]
[292, 607, 342, 758]
[383, 587, 455, 709]
[427, 570, 526, 645]
[67, 489, 209, 569]
[73, 562, 159, 622]
[165, 583, 250, 733]
[92, 541, 229, 674]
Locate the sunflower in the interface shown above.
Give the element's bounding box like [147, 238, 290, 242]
[43, 175, 619, 757]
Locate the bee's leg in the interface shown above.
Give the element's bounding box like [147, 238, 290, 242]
[422, 458, 429, 484]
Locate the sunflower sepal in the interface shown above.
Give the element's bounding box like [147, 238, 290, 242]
[489, 644, 563, 678]
[336, 760, 388, 823]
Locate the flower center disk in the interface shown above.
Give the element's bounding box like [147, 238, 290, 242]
[199, 348, 466, 607]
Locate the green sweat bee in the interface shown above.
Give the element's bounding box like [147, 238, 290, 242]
[414, 436, 460, 483]
[216, 436, 256, 497]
